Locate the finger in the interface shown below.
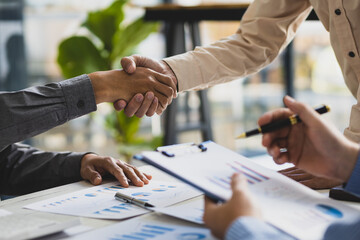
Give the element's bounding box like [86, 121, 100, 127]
[276, 153, 290, 165]
[143, 172, 153, 180]
[231, 173, 248, 197]
[101, 157, 130, 187]
[113, 99, 127, 111]
[117, 161, 144, 187]
[204, 196, 217, 211]
[258, 108, 293, 126]
[123, 94, 143, 117]
[262, 127, 290, 148]
[124, 162, 150, 185]
[283, 96, 322, 127]
[146, 97, 158, 117]
[83, 166, 103, 185]
[135, 92, 154, 118]
[155, 99, 166, 115]
[153, 72, 177, 98]
[267, 138, 287, 158]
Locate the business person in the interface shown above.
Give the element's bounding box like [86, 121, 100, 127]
[0, 69, 176, 196]
[116, 0, 360, 189]
[203, 96, 360, 240]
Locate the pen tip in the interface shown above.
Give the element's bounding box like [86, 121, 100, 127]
[235, 133, 246, 139]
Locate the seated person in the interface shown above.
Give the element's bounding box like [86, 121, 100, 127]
[203, 96, 360, 240]
[0, 69, 176, 196]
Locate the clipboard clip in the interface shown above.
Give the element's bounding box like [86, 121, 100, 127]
[157, 143, 207, 157]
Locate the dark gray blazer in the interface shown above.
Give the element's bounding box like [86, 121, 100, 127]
[0, 75, 97, 195]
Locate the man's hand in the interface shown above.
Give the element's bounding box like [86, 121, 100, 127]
[80, 153, 152, 187]
[203, 173, 261, 239]
[113, 55, 178, 117]
[278, 167, 343, 189]
[260, 96, 360, 182]
[89, 68, 175, 111]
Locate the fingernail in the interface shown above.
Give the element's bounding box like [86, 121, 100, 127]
[285, 95, 295, 103]
[269, 149, 274, 156]
[147, 93, 154, 100]
[136, 95, 143, 102]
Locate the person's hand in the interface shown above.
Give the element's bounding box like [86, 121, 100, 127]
[203, 173, 261, 239]
[113, 55, 178, 117]
[278, 167, 343, 189]
[88, 68, 175, 112]
[80, 153, 152, 187]
[260, 96, 360, 182]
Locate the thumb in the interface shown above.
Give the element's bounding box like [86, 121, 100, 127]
[86, 168, 103, 185]
[283, 96, 322, 127]
[231, 173, 248, 196]
[121, 56, 137, 74]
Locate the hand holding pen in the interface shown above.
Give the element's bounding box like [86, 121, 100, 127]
[258, 96, 359, 181]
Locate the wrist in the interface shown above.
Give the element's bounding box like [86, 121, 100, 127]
[88, 72, 111, 104]
[161, 60, 178, 91]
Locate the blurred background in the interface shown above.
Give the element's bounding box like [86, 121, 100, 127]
[0, 0, 355, 163]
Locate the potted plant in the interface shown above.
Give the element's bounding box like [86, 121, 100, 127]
[57, 0, 162, 161]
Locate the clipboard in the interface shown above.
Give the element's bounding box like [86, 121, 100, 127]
[134, 141, 360, 240]
[134, 141, 223, 201]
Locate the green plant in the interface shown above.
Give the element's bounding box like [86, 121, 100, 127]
[57, 0, 161, 161]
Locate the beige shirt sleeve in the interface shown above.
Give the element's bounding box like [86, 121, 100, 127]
[164, 0, 313, 92]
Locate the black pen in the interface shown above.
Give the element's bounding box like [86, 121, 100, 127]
[114, 192, 154, 208]
[236, 104, 330, 139]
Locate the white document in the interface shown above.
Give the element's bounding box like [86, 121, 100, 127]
[139, 141, 360, 240]
[155, 198, 204, 224]
[24, 180, 201, 220]
[0, 209, 12, 217]
[71, 213, 216, 240]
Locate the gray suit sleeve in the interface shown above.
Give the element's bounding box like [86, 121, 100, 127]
[0, 143, 85, 195]
[0, 74, 97, 152]
[0, 74, 97, 195]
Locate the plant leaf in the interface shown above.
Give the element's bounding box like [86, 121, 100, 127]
[83, 0, 127, 52]
[111, 18, 159, 62]
[57, 36, 109, 78]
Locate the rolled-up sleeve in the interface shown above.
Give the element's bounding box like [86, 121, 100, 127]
[0, 74, 96, 152]
[164, 0, 312, 92]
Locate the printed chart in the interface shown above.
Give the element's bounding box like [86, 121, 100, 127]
[208, 161, 270, 189]
[24, 181, 201, 220]
[73, 214, 216, 240]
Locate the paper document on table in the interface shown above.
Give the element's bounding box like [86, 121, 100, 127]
[0, 209, 12, 217]
[24, 180, 201, 220]
[72, 213, 216, 240]
[155, 198, 204, 224]
[137, 141, 360, 240]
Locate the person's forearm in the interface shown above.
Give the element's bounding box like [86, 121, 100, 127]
[0, 74, 96, 151]
[0, 143, 85, 195]
[164, 0, 312, 92]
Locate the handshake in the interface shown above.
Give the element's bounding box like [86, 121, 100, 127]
[88, 55, 177, 118]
